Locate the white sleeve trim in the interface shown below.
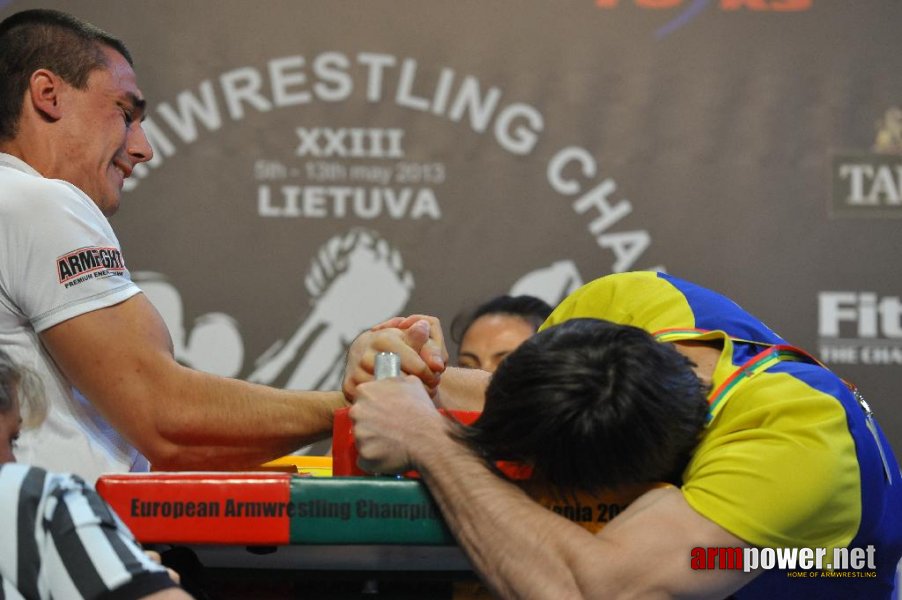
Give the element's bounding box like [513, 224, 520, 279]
[31, 284, 142, 333]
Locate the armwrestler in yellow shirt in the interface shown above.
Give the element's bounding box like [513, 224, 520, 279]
[344, 272, 902, 599]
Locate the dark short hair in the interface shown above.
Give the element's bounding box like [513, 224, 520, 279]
[451, 295, 554, 344]
[0, 9, 133, 141]
[464, 318, 708, 492]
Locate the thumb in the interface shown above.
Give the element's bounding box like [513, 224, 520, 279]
[404, 319, 431, 353]
[405, 319, 445, 372]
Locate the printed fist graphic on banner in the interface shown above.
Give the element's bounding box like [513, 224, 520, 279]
[249, 228, 415, 391]
[133, 271, 245, 377]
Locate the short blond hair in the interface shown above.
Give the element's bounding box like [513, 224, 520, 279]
[0, 348, 46, 428]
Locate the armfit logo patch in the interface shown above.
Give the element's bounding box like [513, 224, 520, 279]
[57, 246, 126, 288]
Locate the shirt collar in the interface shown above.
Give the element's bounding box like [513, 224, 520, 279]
[0, 152, 43, 177]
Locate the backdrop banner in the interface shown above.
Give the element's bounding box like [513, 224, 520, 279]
[3, 0, 900, 454]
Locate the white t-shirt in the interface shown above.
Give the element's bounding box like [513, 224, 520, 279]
[0, 153, 147, 482]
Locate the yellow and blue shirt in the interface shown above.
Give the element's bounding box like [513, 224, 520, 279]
[543, 271, 902, 599]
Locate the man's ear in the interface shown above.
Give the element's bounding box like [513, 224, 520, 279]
[28, 69, 65, 122]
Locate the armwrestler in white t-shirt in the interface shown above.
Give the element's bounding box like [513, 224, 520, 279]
[0, 153, 146, 479]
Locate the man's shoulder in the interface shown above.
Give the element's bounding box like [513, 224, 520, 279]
[715, 363, 852, 431]
[0, 167, 93, 221]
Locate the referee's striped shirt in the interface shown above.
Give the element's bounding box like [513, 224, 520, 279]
[0, 463, 178, 599]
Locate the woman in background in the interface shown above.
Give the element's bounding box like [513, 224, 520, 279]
[451, 295, 553, 373]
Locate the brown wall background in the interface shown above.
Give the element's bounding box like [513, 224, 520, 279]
[5, 0, 901, 454]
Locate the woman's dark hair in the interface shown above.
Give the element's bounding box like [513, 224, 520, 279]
[464, 318, 709, 492]
[451, 294, 553, 344]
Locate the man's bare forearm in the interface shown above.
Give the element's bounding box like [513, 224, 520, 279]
[411, 423, 610, 599]
[351, 379, 759, 600]
[150, 367, 348, 469]
[434, 367, 491, 410]
[411, 426, 760, 599]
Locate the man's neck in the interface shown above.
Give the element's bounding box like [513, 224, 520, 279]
[0, 142, 22, 160]
[0, 139, 42, 174]
[672, 340, 722, 388]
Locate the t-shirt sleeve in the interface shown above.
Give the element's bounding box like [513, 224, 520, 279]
[0, 179, 140, 332]
[43, 470, 179, 599]
[0, 464, 180, 599]
[681, 372, 862, 550]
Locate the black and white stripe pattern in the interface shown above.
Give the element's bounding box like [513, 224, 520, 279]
[0, 463, 176, 599]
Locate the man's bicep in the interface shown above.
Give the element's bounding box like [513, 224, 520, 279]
[40, 293, 176, 427]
